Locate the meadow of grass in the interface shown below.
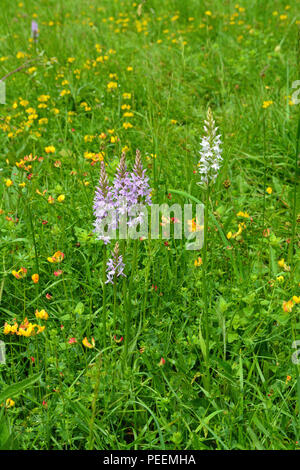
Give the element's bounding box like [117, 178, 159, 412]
[0, 0, 299, 451]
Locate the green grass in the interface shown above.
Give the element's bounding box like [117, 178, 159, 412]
[0, 0, 299, 450]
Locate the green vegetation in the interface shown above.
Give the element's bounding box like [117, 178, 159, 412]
[0, 0, 299, 450]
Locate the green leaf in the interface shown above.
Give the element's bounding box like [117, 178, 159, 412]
[0, 372, 42, 404]
[228, 332, 239, 343]
[0, 415, 18, 450]
[75, 302, 84, 315]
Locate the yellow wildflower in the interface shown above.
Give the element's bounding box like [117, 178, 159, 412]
[12, 267, 27, 279]
[107, 81, 118, 90]
[6, 398, 15, 408]
[47, 251, 65, 263]
[60, 89, 70, 97]
[38, 95, 50, 102]
[38, 118, 48, 126]
[45, 146, 55, 154]
[82, 337, 95, 349]
[283, 300, 294, 313]
[35, 309, 49, 320]
[35, 325, 45, 334]
[194, 257, 203, 267]
[236, 211, 250, 218]
[262, 101, 273, 109]
[31, 273, 39, 284]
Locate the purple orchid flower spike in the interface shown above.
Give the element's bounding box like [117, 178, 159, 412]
[31, 21, 39, 42]
[131, 149, 152, 206]
[106, 242, 126, 284]
[112, 152, 135, 212]
[93, 161, 116, 244]
[126, 149, 152, 229]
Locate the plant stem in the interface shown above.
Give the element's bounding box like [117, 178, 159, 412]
[124, 239, 139, 367]
[288, 115, 299, 266]
[88, 355, 102, 450]
[202, 187, 210, 389]
[27, 202, 40, 275]
[102, 245, 107, 350]
[113, 278, 117, 336]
